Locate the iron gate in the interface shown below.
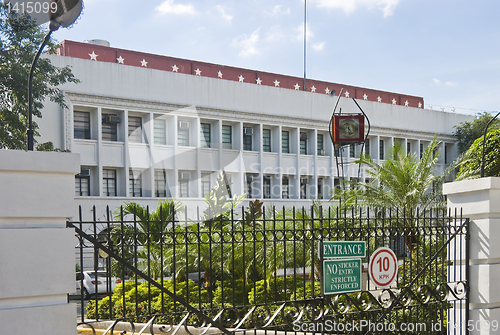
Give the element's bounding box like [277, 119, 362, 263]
[69, 203, 469, 334]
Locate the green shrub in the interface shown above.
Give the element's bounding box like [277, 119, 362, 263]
[213, 279, 252, 306]
[458, 128, 500, 179]
[248, 276, 305, 305]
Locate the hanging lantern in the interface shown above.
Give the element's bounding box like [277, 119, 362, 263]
[330, 114, 365, 144]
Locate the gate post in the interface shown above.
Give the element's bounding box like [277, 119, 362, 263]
[0, 150, 80, 335]
[444, 177, 500, 334]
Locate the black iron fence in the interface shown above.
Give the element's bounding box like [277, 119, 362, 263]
[69, 203, 469, 334]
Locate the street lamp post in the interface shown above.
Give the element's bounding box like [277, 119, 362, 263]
[26, 0, 83, 151]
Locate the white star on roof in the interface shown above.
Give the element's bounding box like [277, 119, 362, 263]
[377, 96, 382, 103]
[172, 65, 179, 72]
[117, 56, 124, 64]
[363, 94, 368, 100]
[238, 75, 245, 82]
[274, 80, 280, 87]
[294, 83, 300, 90]
[345, 91, 350, 98]
[311, 86, 316, 93]
[325, 87, 331, 95]
[89, 51, 98, 61]
[392, 99, 397, 105]
[418, 102, 422, 108]
[256, 78, 262, 85]
[441, 107, 445, 112]
[141, 59, 148, 67]
[405, 100, 409, 107]
[195, 68, 201, 76]
[218, 71, 223, 78]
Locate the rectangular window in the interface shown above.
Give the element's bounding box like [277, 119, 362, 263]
[282, 177, 289, 199]
[300, 178, 307, 199]
[407, 142, 411, 156]
[178, 122, 190, 146]
[154, 170, 167, 197]
[350, 144, 355, 158]
[445, 145, 448, 164]
[263, 129, 271, 152]
[102, 169, 117, 196]
[243, 127, 253, 151]
[317, 134, 324, 156]
[420, 143, 424, 159]
[74, 111, 90, 139]
[379, 140, 384, 160]
[222, 125, 232, 149]
[334, 177, 340, 189]
[245, 175, 253, 198]
[200, 123, 211, 148]
[317, 178, 323, 199]
[201, 173, 211, 197]
[334, 146, 340, 157]
[102, 114, 118, 141]
[300, 132, 307, 155]
[365, 138, 370, 156]
[75, 168, 90, 196]
[128, 116, 142, 143]
[179, 172, 190, 197]
[263, 176, 271, 199]
[282, 130, 290, 154]
[154, 118, 166, 145]
[129, 169, 142, 197]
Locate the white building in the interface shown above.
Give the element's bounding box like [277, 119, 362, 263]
[37, 40, 475, 219]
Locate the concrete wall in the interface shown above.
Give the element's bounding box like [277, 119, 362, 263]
[0, 150, 80, 335]
[444, 177, 500, 335]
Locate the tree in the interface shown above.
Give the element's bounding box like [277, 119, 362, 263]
[457, 128, 500, 180]
[453, 112, 500, 154]
[0, 4, 79, 150]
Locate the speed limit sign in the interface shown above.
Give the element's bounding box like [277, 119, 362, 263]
[369, 247, 398, 288]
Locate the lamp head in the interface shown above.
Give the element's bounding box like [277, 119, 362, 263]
[49, 0, 83, 31]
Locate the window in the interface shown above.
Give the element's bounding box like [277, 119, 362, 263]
[282, 177, 289, 199]
[407, 142, 411, 156]
[300, 178, 307, 199]
[154, 118, 166, 145]
[243, 127, 253, 151]
[74, 111, 90, 139]
[128, 116, 142, 143]
[420, 143, 424, 159]
[350, 144, 355, 158]
[129, 169, 142, 197]
[245, 175, 253, 198]
[317, 134, 324, 155]
[102, 114, 118, 141]
[334, 177, 341, 189]
[179, 172, 190, 197]
[365, 138, 370, 156]
[282, 131, 290, 154]
[334, 146, 340, 157]
[300, 132, 307, 155]
[263, 176, 271, 199]
[154, 170, 167, 197]
[200, 123, 211, 148]
[75, 168, 90, 196]
[201, 173, 211, 197]
[103, 169, 117, 196]
[379, 140, 384, 160]
[317, 178, 323, 199]
[445, 145, 448, 165]
[178, 121, 190, 146]
[222, 125, 232, 149]
[263, 129, 271, 152]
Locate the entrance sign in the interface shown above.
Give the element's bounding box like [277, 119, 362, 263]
[368, 247, 398, 288]
[323, 259, 362, 295]
[322, 241, 366, 258]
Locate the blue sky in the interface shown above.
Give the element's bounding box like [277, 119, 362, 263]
[52, 0, 500, 116]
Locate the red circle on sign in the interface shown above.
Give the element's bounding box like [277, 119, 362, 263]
[369, 247, 398, 288]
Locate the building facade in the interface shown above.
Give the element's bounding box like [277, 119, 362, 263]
[38, 40, 475, 218]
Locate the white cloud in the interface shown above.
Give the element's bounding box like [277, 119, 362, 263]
[156, 0, 195, 15]
[312, 42, 326, 51]
[232, 28, 260, 57]
[215, 5, 233, 23]
[265, 5, 291, 16]
[311, 0, 401, 18]
[433, 78, 457, 87]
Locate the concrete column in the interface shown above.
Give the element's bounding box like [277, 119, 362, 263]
[0, 150, 80, 335]
[444, 177, 500, 334]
